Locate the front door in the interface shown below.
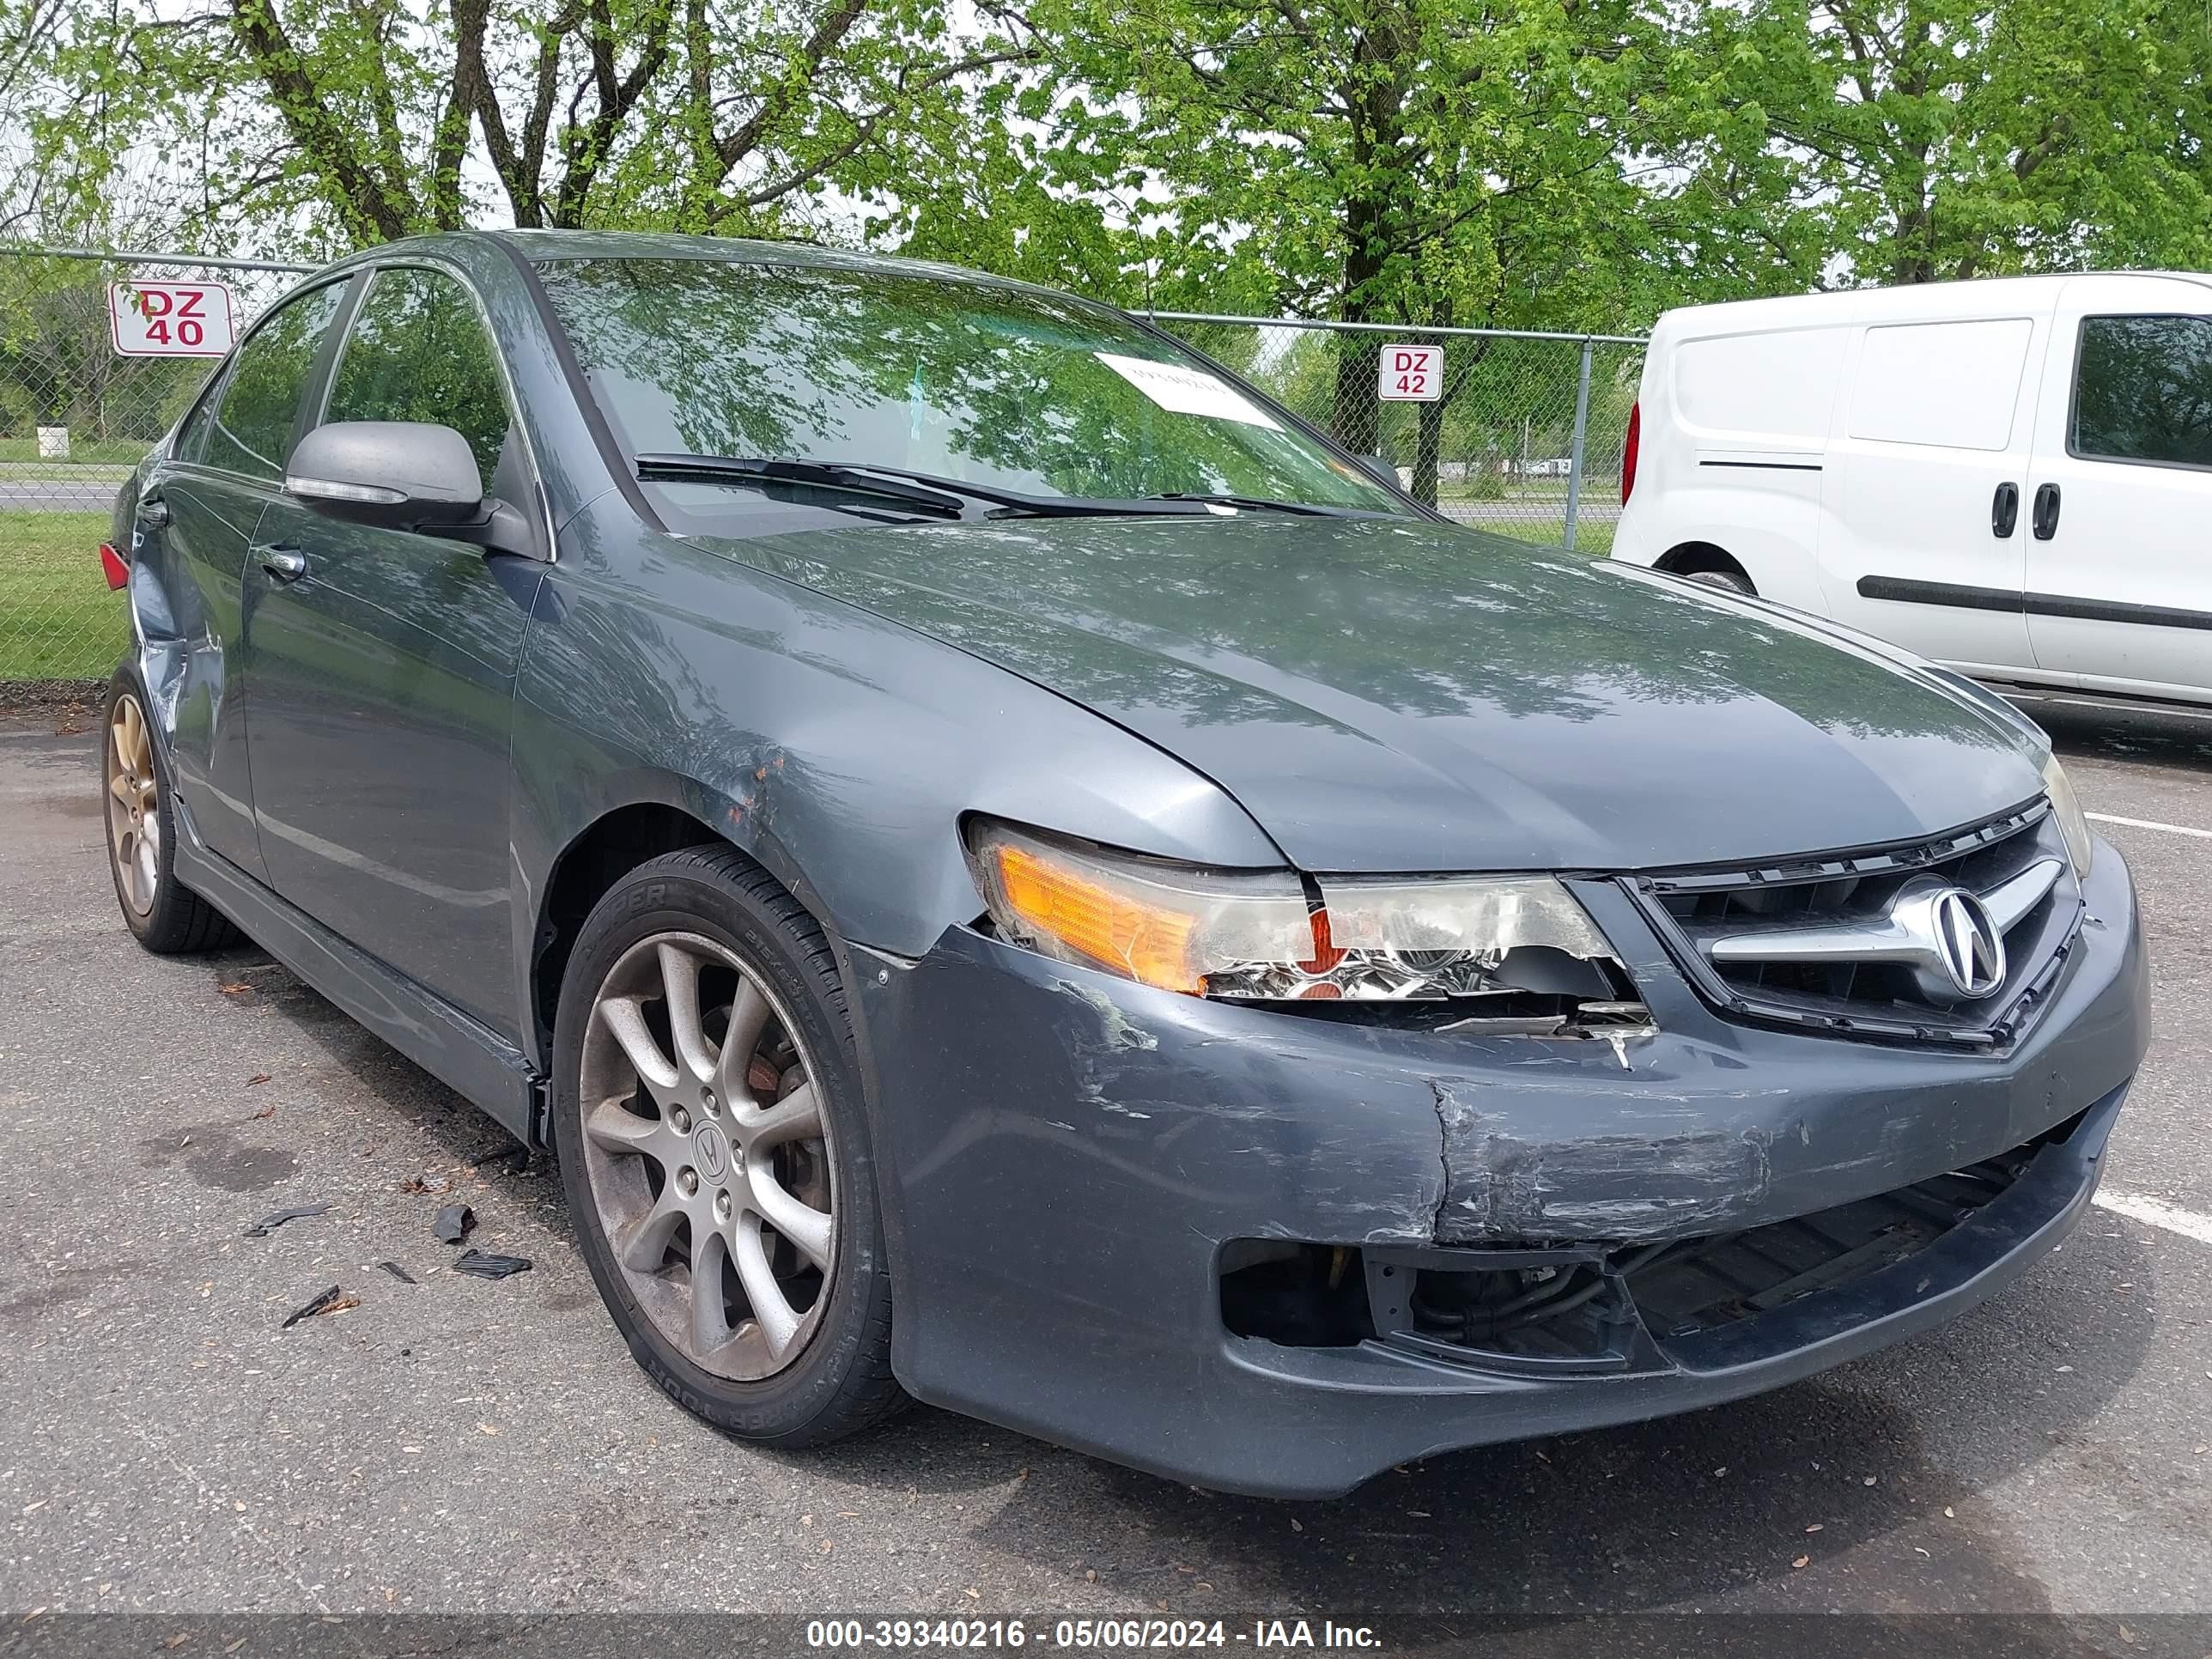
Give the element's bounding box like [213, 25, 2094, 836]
[241, 264, 545, 1034]
[2021, 275, 2212, 700]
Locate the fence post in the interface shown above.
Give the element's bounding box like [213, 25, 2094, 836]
[1563, 338, 1595, 551]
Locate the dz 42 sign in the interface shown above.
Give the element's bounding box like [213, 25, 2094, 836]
[1377, 343, 1443, 402]
[109, 282, 236, 357]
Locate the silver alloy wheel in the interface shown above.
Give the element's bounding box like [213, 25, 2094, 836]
[578, 932, 838, 1380]
[105, 693, 160, 917]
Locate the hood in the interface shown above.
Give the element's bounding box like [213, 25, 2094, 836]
[720, 513, 2045, 873]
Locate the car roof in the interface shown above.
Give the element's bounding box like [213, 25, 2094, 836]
[322, 228, 1075, 302]
[1654, 270, 2212, 340]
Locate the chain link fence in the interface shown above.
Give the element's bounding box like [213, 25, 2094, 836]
[0, 247, 312, 689]
[0, 245, 1646, 689]
[1152, 313, 1644, 549]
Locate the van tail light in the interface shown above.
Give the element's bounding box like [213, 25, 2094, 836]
[1620, 401, 1640, 507]
[98, 542, 130, 590]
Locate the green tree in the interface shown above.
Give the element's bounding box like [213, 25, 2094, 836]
[889, 0, 1720, 501]
[15, 0, 1036, 252]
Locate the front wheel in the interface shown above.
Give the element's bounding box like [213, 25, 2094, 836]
[551, 847, 902, 1445]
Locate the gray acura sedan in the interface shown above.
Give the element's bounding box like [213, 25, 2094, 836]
[102, 231, 2147, 1498]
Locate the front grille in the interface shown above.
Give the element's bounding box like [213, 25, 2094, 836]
[1626, 802, 2082, 1048]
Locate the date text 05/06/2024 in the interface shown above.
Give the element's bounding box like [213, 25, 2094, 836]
[805, 1618, 1384, 1649]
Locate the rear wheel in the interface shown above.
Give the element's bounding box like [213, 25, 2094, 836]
[102, 678, 239, 954]
[552, 847, 902, 1443]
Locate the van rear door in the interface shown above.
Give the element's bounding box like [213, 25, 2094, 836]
[2021, 274, 2212, 702]
[1819, 303, 2053, 673]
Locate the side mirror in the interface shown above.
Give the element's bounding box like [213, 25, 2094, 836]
[1354, 453, 1402, 490]
[284, 421, 483, 530]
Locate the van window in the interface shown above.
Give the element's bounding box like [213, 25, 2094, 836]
[2072, 314, 2212, 470]
[1674, 328, 1844, 444]
[1848, 319, 2031, 451]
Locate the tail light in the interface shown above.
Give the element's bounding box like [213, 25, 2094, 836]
[98, 542, 130, 590]
[1620, 400, 1640, 507]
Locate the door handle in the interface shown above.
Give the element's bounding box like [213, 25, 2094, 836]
[2032, 482, 2062, 541]
[137, 496, 170, 530]
[1991, 481, 2019, 538]
[255, 544, 309, 582]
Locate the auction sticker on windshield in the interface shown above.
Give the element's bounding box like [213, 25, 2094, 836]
[1095, 351, 1282, 429]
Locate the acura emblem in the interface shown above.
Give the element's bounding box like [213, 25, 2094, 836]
[1927, 886, 2006, 999]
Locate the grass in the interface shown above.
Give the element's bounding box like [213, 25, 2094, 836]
[0, 511, 126, 681]
[1475, 514, 1618, 557]
[0, 435, 154, 467]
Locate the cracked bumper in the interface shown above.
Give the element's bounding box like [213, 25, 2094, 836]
[849, 841, 2147, 1497]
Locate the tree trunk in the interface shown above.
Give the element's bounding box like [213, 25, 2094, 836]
[1330, 206, 1388, 457]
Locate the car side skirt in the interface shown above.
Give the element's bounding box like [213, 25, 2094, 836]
[173, 822, 541, 1143]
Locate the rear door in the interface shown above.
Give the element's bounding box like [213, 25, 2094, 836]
[138, 279, 351, 879]
[240, 264, 548, 1032]
[2021, 276, 2212, 700]
[1817, 302, 2053, 672]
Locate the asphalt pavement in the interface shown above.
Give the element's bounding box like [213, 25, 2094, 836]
[2, 694, 2209, 1639]
[0, 475, 126, 512]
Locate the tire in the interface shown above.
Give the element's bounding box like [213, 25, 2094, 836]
[551, 845, 904, 1446]
[1683, 566, 1755, 596]
[101, 674, 241, 955]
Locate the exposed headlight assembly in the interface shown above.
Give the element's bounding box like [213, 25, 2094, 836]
[2039, 750, 2094, 879]
[965, 819, 1647, 1029]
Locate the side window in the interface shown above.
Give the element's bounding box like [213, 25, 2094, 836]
[171, 367, 226, 464]
[2073, 314, 2212, 470]
[324, 268, 512, 493]
[201, 283, 348, 480]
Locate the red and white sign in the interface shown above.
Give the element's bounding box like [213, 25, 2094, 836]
[1377, 343, 1443, 402]
[108, 282, 236, 357]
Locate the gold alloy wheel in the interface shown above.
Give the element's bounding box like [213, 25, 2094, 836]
[105, 693, 161, 917]
[578, 932, 839, 1380]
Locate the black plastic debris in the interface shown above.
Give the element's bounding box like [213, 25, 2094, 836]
[279, 1285, 353, 1328]
[451, 1249, 532, 1280]
[432, 1203, 476, 1244]
[242, 1202, 332, 1239]
[376, 1261, 418, 1285]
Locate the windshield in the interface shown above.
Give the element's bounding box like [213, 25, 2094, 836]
[534, 258, 1407, 524]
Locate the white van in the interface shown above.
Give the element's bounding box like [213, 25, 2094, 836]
[1612, 273, 2212, 707]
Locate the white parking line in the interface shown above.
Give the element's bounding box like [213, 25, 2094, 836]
[2086, 811, 2212, 842]
[2094, 1189, 2212, 1246]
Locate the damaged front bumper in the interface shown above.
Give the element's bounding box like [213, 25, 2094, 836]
[849, 840, 2147, 1498]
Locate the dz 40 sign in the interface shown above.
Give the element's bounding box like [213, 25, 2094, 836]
[109, 282, 236, 357]
[1377, 343, 1443, 402]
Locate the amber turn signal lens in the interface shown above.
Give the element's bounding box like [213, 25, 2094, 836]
[992, 842, 1200, 994]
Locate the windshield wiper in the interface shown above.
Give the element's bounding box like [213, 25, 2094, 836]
[635, 454, 968, 519]
[636, 453, 1222, 520]
[1145, 492, 1376, 517]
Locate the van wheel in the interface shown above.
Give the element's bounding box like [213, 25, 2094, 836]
[552, 846, 904, 1446]
[1683, 567, 1755, 597]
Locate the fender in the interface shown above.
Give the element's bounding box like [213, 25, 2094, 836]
[507, 495, 1286, 1072]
